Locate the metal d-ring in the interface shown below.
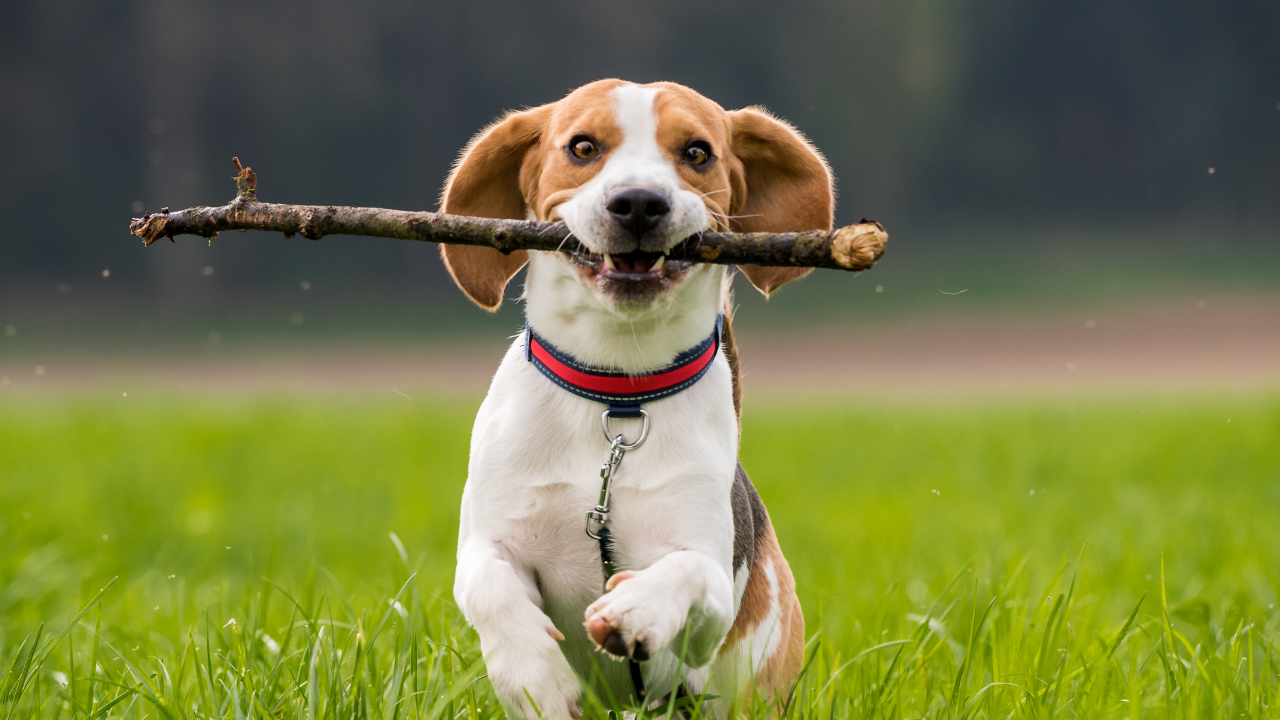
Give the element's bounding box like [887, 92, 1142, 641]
[601, 408, 649, 450]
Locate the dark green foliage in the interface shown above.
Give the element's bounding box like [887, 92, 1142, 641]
[4, 0, 1278, 284]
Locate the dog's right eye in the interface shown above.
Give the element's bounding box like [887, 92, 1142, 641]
[569, 136, 598, 161]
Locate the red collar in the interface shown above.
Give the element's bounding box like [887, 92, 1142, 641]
[525, 317, 723, 418]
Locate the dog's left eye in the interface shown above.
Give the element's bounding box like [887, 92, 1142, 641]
[682, 141, 712, 166]
[569, 136, 598, 160]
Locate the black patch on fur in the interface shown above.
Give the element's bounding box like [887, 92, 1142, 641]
[731, 463, 769, 574]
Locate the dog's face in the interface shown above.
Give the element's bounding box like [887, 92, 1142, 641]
[439, 79, 834, 311]
[541, 82, 732, 305]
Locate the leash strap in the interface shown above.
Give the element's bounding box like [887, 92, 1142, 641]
[588, 425, 648, 702]
[594, 523, 647, 700]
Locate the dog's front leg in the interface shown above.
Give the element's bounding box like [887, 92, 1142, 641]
[584, 550, 735, 668]
[454, 541, 581, 720]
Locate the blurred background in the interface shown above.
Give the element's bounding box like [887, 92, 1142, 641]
[2, 0, 1277, 397]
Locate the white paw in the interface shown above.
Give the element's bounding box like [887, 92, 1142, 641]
[583, 570, 686, 662]
[483, 626, 581, 720]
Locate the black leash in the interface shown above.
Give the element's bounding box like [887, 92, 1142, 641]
[595, 525, 648, 701]
[587, 417, 650, 702]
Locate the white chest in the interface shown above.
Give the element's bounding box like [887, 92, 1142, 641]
[458, 339, 739, 600]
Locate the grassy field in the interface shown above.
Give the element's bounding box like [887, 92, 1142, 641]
[1, 392, 1278, 718]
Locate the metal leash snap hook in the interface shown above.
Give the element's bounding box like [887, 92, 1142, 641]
[586, 507, 609, 539]
[601, 408, 649, 450]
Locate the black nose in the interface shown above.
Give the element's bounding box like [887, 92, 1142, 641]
[606, 188, 671, 238]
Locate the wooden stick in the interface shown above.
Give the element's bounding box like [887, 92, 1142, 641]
[128, 159, 888, 272]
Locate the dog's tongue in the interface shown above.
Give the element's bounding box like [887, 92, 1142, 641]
[614, 255, 648, 273]
[609, 252, 662, 274]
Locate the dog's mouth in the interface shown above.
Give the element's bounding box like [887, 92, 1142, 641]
[570, 250, 693, 282]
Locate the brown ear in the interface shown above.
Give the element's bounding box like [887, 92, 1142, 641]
[439, 105, 551, 311]
[727, 107, 834, 297]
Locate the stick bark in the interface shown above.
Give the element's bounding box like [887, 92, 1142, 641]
[128, 159, 888, 272]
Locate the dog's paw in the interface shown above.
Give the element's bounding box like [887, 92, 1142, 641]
[483, 626, 581, 720]
[584, 570, 686, 662]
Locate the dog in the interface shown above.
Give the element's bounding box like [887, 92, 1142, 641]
[441, 79, 833, 719]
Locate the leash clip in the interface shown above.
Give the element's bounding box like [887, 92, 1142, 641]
[585, 410, 647, 540]
[586, 435, 625, 539]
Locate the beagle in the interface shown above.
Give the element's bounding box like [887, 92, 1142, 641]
[442, 79, 832, 719]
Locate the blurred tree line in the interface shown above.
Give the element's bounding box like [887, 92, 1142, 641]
[2, 0, 1276, 295]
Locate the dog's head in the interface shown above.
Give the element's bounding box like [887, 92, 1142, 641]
[439, 79, 833, 310]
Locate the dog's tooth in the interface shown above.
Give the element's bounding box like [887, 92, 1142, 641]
[650, 255, 665, 272]
[603, 253, 616, 270]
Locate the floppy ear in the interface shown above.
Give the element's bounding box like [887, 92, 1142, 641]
[727, 107, 834, 297]
[439, 105, 551, 311]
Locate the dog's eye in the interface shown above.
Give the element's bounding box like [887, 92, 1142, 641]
[683, 141, 711, 166]
[569, 137, 598, 161]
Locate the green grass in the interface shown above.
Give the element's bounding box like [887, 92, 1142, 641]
[2, 392, 1278, 718]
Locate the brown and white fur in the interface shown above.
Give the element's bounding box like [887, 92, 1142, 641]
[442, 79, 832, 719]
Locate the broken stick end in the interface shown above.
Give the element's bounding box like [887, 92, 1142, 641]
[830, 222, 888, 271]
[129, 215, 168, 246]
